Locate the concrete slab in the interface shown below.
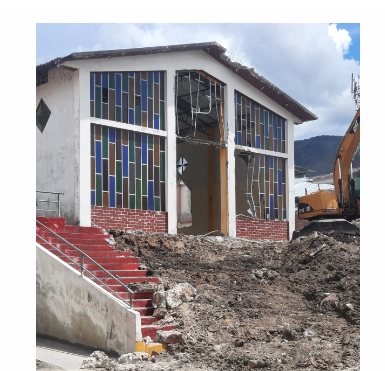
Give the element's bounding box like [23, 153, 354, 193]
[36, 335, 93, 370]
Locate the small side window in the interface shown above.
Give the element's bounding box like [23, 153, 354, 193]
[36, 99, 51, 133]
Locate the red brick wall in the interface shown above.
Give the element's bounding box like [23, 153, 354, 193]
[91, 206, 168, 233]
[236, 216, 289, 240]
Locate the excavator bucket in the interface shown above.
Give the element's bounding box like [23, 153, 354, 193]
[292, 218, 360, 239]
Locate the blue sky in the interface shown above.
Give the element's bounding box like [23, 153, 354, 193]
[36, 23, 360, 141]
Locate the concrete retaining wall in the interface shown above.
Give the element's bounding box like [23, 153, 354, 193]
[36, 244, 141, 355]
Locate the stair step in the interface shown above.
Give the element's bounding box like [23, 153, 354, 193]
[36, 217, 66, 230]
[38, 231, 108, 241]
[141, 316, 159, 326]
[132, 299, 152, 308]
[63, 225, 108, 234]
[93, 273, 149, 285]
[75, 262, 141, 271]
[141, 324, 177, 340]
[107, 278, 160, 291]
[135, 307, 155, 316]
[91, 256, 141, 264]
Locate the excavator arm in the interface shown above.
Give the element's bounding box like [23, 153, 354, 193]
[333, 107, 360, 213]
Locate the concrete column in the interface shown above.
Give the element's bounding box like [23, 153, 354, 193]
[225, 83, 237, 237]
[78, 68, 92, 227]
[166, 71, 177, 234]
[286, 119, 295, 239]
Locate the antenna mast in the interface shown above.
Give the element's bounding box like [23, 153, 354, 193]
[351, 73, 360, 111]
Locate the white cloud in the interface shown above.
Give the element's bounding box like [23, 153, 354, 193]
[328, 23, 352, 56]
[37, 23, 360, 140]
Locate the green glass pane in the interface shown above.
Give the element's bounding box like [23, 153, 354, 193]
[95, 86, 101, 118]
[116, 161, 122, 193]
[135, 105, 141, 125]
[160, 101, 165, 130]
[129, 132, 135, 161]
[265, 138, 269, 150]
[136, 179, 142, 209]
[109, 73, 115, 89]
[155, 197, 160, 211]
[96, 174, 102, 205]
[122, 72, 128, 93]
[142, 165, 147, 195]
[148, 134, 153, 149]
[102, 126, 108, 158]
[130, 195, 136, 209]
[160, 152, 165, 181]
[116, 106, 121, 122]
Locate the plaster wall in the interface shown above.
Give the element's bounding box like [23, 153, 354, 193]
[36, 68, 80, 225]
[36, 244, 140, 355]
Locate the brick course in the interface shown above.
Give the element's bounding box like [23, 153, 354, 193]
[91, 206, 168, 233]
[236, 216, 289, 240]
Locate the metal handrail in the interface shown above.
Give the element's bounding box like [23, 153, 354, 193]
[36, 190, 64, 217]
[36, 220, 134, 308]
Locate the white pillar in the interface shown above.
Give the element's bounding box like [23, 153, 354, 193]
[78, 68, 91, 227]
[226, 83, 237, 237]
[286, 119, 296, 239]
[166, 71, 177, 234]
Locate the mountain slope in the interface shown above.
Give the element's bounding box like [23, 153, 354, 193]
[294, 135, 360, 176]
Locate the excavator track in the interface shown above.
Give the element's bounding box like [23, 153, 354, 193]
[292, 218, 360, 239]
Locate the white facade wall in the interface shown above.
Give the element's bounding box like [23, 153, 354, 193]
[36, 68, 80, 225]
[37, 49, 302, 237]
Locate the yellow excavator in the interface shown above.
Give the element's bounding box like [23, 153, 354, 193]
[294, 107, 360, 237]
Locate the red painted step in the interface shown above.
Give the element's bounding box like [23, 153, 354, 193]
[141, 324, 177, 340]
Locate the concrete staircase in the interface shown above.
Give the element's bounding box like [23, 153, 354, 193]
[36, 216, 176, 348]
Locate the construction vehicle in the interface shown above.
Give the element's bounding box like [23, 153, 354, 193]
[294, 106, 360, 238]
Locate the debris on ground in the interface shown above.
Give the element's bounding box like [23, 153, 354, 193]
[37, 222, 360, 370]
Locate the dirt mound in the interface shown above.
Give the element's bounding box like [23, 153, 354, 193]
[89, 229, 360, 370]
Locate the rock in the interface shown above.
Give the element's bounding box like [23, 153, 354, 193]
[155, 330, 184, 344]
[249, 359, 268, 368]
[153, 307, 168, 319]
[152, 291, 167, 308]
[166, 283, 197, 308]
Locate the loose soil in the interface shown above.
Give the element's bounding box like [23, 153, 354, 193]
[38, 222, 360, 370]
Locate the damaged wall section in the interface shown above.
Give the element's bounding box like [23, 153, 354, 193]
[234, 91, 288, 240]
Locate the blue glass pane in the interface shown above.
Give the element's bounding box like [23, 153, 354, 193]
[154, 114, 159, 129]
[96, 141, 102, 173]
[256, 136, 260, 148]
[91, 190, 95, 205]
[109, 176, 115, 207]
[148, 181, 154, 210]
[102, 73, 108, 88]
[237, 132, 242, 145]
[236, 93, 241, 104]
[109, 127, 115, 143]
[273, 116, 278, 139]
[129, 108, 135, 124]
[154, 72, 159, 83]
[142, 134, 147, 164]
[123, 145, 128, 177]
[270, 195, 274, 220]
[269, 156, 273, 168]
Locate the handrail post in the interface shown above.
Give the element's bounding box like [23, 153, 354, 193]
[81, 254, 84, 276]
[58, 193, 61, 217]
